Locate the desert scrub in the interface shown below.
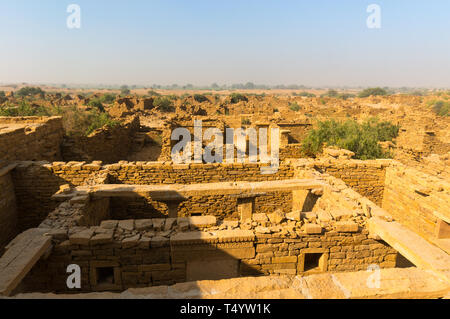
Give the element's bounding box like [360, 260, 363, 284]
[294, 91, 315, 97]
[153, 96, 175, 112]
[358, 87, 388, 98]
[302, 118, 399, 159]
[289, 102, 301, 111]
[321, 89, 338, 98]
[99, 93, 116, 104]
[229, 93, 248, 104]
[147, 90, 161, 96]
[87, 99, 105, 112]
[194, 94, 209, 103]
[428, 100, 450, 116]
[15, 87, 46, 98]
[63, 107, 119, 136]
[0, 102, 120, 137]
[0, 101, 50, 116]
[337, 93, 355, 100]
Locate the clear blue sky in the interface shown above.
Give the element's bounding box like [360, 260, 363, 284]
[1, 0, 449, 87]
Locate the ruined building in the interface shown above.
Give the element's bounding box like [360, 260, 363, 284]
[0, 115, 449, 298]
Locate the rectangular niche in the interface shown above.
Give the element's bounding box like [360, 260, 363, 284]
[298, 248, 328, 273]
[90, 261, 122, 291]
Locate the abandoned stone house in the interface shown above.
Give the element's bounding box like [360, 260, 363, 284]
[0, 116, 449, 298]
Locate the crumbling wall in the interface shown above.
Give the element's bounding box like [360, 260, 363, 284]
[382, 162, 450, 241]
[279, 144, 304, 160]
[61, 116, 140, 163]
[106, 162, 295, 184]
[312, 159, 391, 206]
[10, 161, 104, 231]
[0, 116, 63, 161]
[109, 192, 293, 220]
[22, 224, 396, 293]
[0, 165, 18, 251]
[8, 161, 294, 230]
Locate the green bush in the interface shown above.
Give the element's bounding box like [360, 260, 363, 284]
[148, 90, 161, 96]
[289, 102, 301, 111]
[0, 91, 5, 97]
[120, 86, 130, 96]
[430, 100, 450, 116]
[59, 107, 119, 137]
[0, 102, 120, 137]
[302, 118, 399, 159]
[229, 93, 248, 104]
[153, 96, 175, 112]
[120, 88, 130, 96]
[337, 93, 355, 100]
[99, 93, 116, 104]
[358, 87, 388, 98]
[87, 99, 105, 112]
[194, 94, 209, 103]
[84, 111, 120, 136]
[0, 101, 50, 116]
[321, 89, 338, 98]
[295, 91, 316, 98]
[16, 87, 45, 98]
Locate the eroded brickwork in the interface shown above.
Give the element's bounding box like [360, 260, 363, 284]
[0, 116, 63, 161]
[382, 162, 450, 241]
[0, 165, 18, 251]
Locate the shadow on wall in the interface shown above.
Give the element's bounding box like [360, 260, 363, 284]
[19, 219, 265, 294]
[10, 166, 72, 232]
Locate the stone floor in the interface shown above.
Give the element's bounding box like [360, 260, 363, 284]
[8, 268, 450, 299]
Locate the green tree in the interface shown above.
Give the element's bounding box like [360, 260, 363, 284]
[153, 96, 175, 112]
[147, 90, 161, 96]
[358, 87, 388, 98]
[229, 93, 248, 104]
[289, 102, 301, 111]
[302, 118, 399, 159]
[16, 87, 45, 98]
[431, 100, 450, 116]
[194, 94, 208, 103]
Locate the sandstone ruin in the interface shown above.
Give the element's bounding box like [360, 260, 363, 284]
[0, 92, 449, 299]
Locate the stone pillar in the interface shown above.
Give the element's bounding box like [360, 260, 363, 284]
[167, 201, 181, 218]
[238, 198, 254, 222]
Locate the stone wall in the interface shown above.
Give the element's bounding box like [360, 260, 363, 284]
[9, 161, 294, 230]
[310, 159, 391, 206]
[22, 224, 396, 293]
[109, 191, 293, 220]
[382, 162, 450, 241]
[10, 161, 104, 231]
[280, 144, 304, 160]
[0, 164, 18, 252]
[106, 162, 295, 184]
[0, 116, 63, 161]
[61, 116, 140, 163]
